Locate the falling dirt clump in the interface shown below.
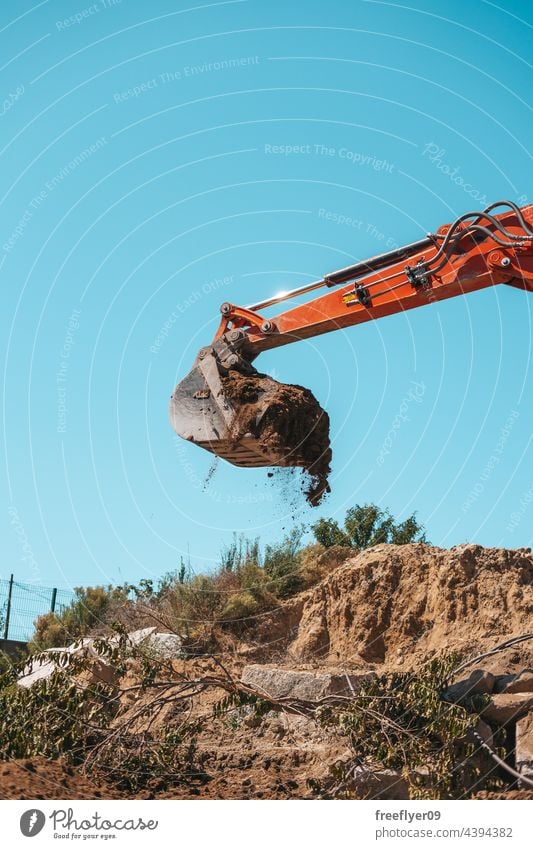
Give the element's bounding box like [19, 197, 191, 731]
[221, 370, 332, 506]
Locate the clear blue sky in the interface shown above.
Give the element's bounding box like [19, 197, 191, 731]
[1, 0, 532, 591]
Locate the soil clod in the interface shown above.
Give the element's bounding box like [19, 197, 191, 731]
[221, 370, 332, 505]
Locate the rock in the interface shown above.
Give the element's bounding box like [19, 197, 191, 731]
[269, 720, 286, 739]
[241, 664, 375, 702]
[495, 670, 533, 695]
[119, 628, 183, 658]
[144, 632, 183, 658]
[261, 712, 324, 746]
[243, 713, 262, 729]
[516, 713, 533, 783]
[481, 693, 533, 724]
[443, 669, 495, 703]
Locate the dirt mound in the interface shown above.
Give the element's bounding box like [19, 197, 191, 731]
[221, 370, 331, 505]
[0, 758, 124, 800]
[247, 543, 533, 668]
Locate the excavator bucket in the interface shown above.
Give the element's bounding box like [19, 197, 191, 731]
[170, 331, 332, 504]
[170, 342, 331, 507]
[169, 346, 290, 468]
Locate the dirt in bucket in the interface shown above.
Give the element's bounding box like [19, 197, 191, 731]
[221, 370, 332, 506]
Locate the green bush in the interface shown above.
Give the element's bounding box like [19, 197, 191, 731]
[0, 638, 203, 793]
[0, 661, 111, 763]
[29, 584, 130, 652]
[263, 527, 305, 598]
[160, 574, 223, 637]
[313, 504, 427, 550]
[220, 591, 260, 622]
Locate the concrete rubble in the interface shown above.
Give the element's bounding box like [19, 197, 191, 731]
[17, 627, 183, 688]
[241, 664, 375, 702]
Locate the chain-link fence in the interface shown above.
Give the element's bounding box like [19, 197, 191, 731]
[0, 575, 77, 642]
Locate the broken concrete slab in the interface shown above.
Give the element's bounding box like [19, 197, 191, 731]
[17, 649, 65, 688]
[17, 628, 182, 688]
[17, 642, 114, 689]
[123, 628, 183, 657]
[240, 665, 375, 702]
[123, 627, 157, 646]
[515, 712, 533, 784]
[145, 632, 183, 658]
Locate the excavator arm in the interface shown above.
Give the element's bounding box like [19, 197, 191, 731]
[215, 200, 533, 352]
[170, 200, 533, 470]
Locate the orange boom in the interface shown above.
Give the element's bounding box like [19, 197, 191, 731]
[170, 200, 533, 471]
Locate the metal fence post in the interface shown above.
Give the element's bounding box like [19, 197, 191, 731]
[3, 573, 14, 640]
[50, 587, 57, 614]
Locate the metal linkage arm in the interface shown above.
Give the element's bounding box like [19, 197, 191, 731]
[213, 201, 533, 356]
